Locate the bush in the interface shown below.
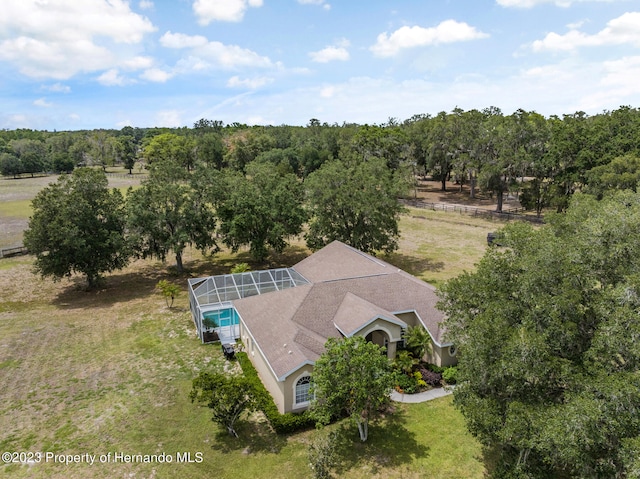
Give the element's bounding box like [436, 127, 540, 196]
[394, 371, 420, 394]
[308, 430, 338, 479]
[418, 367, 442, 386]
[442, 366, 458, 385]
[413, 371, 427, 388]
[425, 363, 446, 374]
[237, 352, 315, 434]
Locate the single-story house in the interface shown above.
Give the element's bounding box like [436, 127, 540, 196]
[188, 240, 455, 414]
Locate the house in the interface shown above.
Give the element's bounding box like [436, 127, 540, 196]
[188, 241, 456, 414]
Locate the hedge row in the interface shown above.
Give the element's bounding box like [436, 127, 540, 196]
[236, 352, 315, 434]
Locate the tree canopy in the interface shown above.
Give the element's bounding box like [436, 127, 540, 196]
[126, 160, 218, 272]
[23, 168, 130, 288]
[311, 336, 394, 442]
[215, 162, 306, 261]
[305, 156, 407, 254]
[438, 191, 640, 478]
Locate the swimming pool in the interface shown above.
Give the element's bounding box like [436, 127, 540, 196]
[203, 307, 240, 328]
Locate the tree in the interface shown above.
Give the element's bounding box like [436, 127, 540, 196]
[195, 132, 225, 170]
[585, 154, 640, 199]
[156, 279, 180, 308]
[0, 152, 22, 178]
[404, 325, 432, 361]
[305, 157, 407, 254]
[215, 162, 306, 261]
[438, 191, 640, 477]
[117, 135, 137, 174]
[427, 111, 455, 191]
[223, 130, 276, 172]
[190, 372, 257, 438]
[143, 133, 196, 171]
[10, 138, 47, 177]
[126, 160, 218, 272]
[23, 168, 130, 288]
[311, 336, 394, 442]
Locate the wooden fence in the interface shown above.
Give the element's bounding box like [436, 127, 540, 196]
[0, 246, 28, 259]
[401, 199, 544, 223]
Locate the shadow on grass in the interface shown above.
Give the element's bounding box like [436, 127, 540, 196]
[52, 263, 166, 309]
[383, 252, 444, 277]
[185, 244, 310, 278]
[51, 243, 311, 309]
[330, 407, 430, 476]
[210, 416, 288, 455]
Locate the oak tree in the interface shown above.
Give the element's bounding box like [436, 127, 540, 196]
[23, 168, 130, 288]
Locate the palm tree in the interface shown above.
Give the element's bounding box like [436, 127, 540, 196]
[394, 350, 418, 375]
[405, 325, 433, 361]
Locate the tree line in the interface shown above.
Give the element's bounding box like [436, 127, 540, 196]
[23, 153, 405, 288]
[4, 106, 640, 216]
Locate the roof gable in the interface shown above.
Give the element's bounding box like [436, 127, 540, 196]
[293, 240, 392, 283]
[333, 292, 406, 337]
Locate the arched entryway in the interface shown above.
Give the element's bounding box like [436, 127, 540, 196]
[365, 330, 395, 359]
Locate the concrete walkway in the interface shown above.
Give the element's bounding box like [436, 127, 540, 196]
[391, 386, 454, 403]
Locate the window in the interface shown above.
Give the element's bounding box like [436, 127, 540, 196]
[295, 376, 312, 405]
[449, 345, 457, 357]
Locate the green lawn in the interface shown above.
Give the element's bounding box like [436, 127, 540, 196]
[0, 184, 506, 478]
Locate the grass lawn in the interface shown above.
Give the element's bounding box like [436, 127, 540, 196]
[0, 182, 508, 478]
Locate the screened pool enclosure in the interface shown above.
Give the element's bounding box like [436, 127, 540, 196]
[188, 268, 309, 344]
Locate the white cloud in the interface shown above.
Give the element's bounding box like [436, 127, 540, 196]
[140, 68, 173, 82]
[122, 56, 155, 70]
[197, 41, 273, 69]
[297, 0, 331, 10]
[193, 0, 263, 24]
[139, 0, 154, 9]
[497, 0, 614, 7]
[0, 0, 156, 79]
[566, 19, 587, 30]
[227, 75, 273, 89]
[160, 31, 208, 49]
[97, 69, 130, 86]
[309, 40, 350, 63]
[33, 97, 53, 108]
[370, 20, 489, 57]
[532, 12, 640, 51]
[160, 31, 273, 72]
[42, 83, 71, 93]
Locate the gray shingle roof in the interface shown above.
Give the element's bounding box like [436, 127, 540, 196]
[233, 241, 445, 380]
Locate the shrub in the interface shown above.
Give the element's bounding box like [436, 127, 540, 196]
[237, 352, 315, 434]
[425, 363, 446, 374]
[442, 366, 458, 385]
[418, 367, 442, 386]
[413, 371, 427, 388]
[308, 430, 338, 479]
[394, 371, 420, 394]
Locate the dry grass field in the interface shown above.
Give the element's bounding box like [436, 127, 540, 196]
[0, 174, 511, 478]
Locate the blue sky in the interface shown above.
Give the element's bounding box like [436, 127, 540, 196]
[1, 0, 640, 130]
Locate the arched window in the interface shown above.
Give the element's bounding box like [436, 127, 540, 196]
[295, 375, 312, 405]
